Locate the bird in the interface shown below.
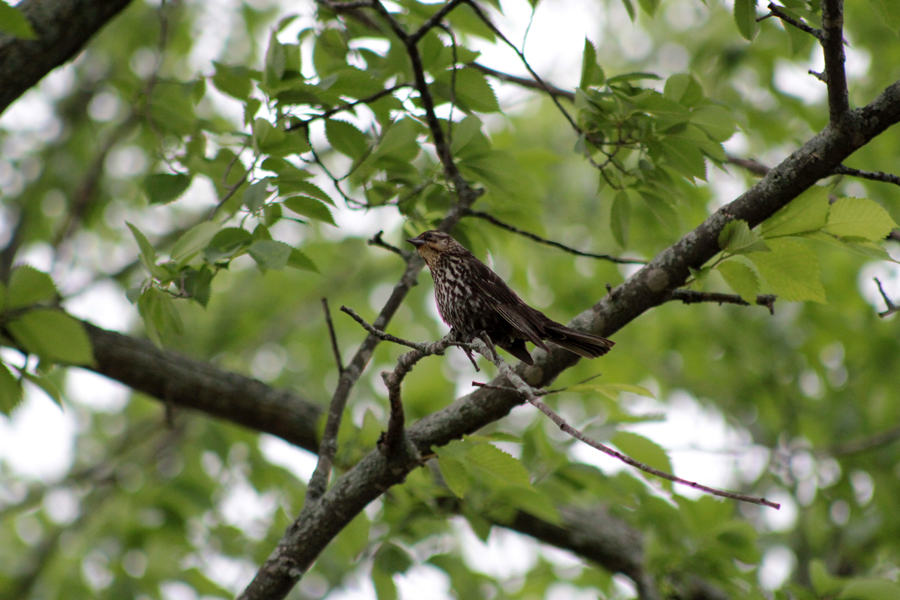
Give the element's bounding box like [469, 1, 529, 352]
[407, 230, 614, 366]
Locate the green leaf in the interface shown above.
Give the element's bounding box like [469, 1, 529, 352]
[282, 196, 336, 226]
[660, 136, 707, 181]
[866, 0, 900, 32]
[0, 363, 23, 415]
[243, 180, 271, 212]
[749, 239, 826, 303]
[264, 32, 287, 85]
[171, 222, 221, 263]
[372, 568, 397, 600]
[137, 288, 183, 346]
[569, 382, 656, 400]
[287, 248, 319, 272]
[810, 560, 845, 596]
[6, 266, 57, 309]
[637, 0, 660, 16]
[579, 38, 605, 88]
[664, 74, 704, 107]
[734, 0, 759, 41]
[465, 443, 532, 489]
[838, 579, 900, 600]
[716, 260, 760, 303]
[690, 106, 736, 142]
[183, 266, 213, 307]
[22, 372, 63, 407]
[275, 180, 334, 206]
[248, 240, 293, 270]
[761, 186, 830, 238]
[374, 542, 412, 575]
[447, 67, 501, 113]
[373, 119, 421, 160]
[438, 456, 471, 498]
[610, 191, 631, 249]
[325, 119, 369, 159]
[211, 62, 253, 100]
[204, 227, 252, 262]
[823, 197, 898, 241]
[6, 310, 95, 366]
[719, 220, 770, 254]
[144, 173, 193, 205]
[611, 431, 673, 489]
[497, 487, 560, 524]
[0, 1, 36, 39]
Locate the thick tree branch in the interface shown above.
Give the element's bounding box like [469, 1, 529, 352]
[0, 0, 134, 115]
[82, 322, 323, 454]
[821, 0, 850, 122]
[235, 76, 900, 600]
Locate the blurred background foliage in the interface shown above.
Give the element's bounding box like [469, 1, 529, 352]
[2, 0, 900, 598]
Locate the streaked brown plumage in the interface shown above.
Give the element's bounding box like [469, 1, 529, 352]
[407, 230, 614, 365]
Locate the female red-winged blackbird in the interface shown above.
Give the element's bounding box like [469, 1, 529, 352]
[408, 230, 614, 365]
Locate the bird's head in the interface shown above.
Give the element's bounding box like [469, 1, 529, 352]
[406, 230, 467, 264]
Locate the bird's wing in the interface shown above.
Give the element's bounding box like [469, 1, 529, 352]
[467, 259, 551, 351]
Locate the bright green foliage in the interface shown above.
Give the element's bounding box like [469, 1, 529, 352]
[2, 0, 900, 599]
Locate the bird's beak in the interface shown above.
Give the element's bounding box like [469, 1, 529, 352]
[407, 236, 425, 247]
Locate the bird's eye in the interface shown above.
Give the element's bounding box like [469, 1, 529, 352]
[423, 233, 433, 240]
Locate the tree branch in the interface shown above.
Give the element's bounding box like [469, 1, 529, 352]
[820, 0, 850, 122]
[668, 289, 778, 315]
[0, 0, 135, 115]
[833, 164, 900, 187]
[463, 208, 646, 265]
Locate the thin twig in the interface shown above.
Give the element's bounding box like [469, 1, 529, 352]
[726, 154, 770, 177]
[463, 209, 646, 265]
[874, 278, 900, 318]
[469, 62, 574, 99]
[322, 298, 343, 374]
[469, 338, 780, 509]
[286, 83, 413, 132]
[761, 3, 823, 40]
[823, 423, 900, 456]
[368, 230, 411, 259]
[668, 289, 778, 315]
[833, 165, 900, 187]
[462, 0, 580, 134]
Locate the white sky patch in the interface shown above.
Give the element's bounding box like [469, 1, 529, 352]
[0, 390, 76, 480]
[258, 434, 319, 482]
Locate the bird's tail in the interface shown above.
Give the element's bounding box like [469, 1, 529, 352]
[545, 324, 614, 359]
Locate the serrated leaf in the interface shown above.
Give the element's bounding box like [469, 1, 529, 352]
[761, 186, 830, 238]
[611, 431, 673, 490]
[690, 106, 736, 142]
[734, 0, 759, 41]
[749, 239, 826, 303]
[204, 227, 252, 262]
[450, 68, 501, 113]
[660, 137, 707, 181]
[325, 119, 369, 159]
[0, 363, 23, 415]
[7, 266, 57, 309]
[0, 2, 36, 39]
[248, 240, 292, 270]
[637, 0, 659, 16]
[719, 220, 770, 254]
[438, 456, 471, 498]
[610, 191, 631, 249]
[282, 196, 336, 226]
[144, 173, 192, 205]
[373, 119, 420, 160]
[243, 180, 271, 212]
[498, 487, 561, 524]
[171, 222, 221, 263]
[466, 443, 532, 489]
[824, 197, 898, 241]
[287, 248, 319, 272]
[579, 38, 605, 89]
[664, 74, 704, 107]
[717, 260, 760, 303]
[7, 310, 95, 366]
[183, 266, 213, 307]
[137, 288, 183, 346]
[211, 62, 253, 100]
[127, 222, 165, 279]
